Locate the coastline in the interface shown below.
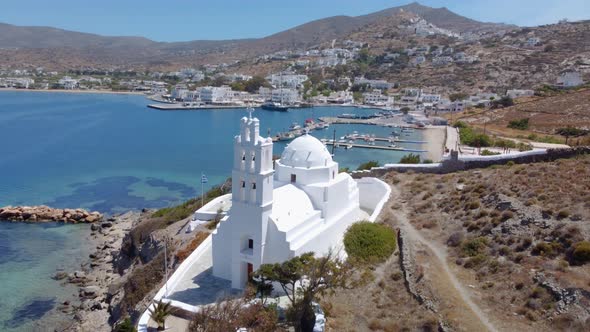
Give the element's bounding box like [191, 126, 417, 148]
[0, 87, 145, 96]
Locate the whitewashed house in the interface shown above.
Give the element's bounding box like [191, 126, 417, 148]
[363, 89, 389, 106]
[58, 76, 78, 90]
[271, 88, 300, 104]
[556, 71, 584, 88]
[199, 86, 233, 104]
[507, 89, 535, 99]
[212, 116, 374, 289]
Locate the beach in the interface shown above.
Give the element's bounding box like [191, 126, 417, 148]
[0, 87, 144, 96]
[421, 126, 447, 162]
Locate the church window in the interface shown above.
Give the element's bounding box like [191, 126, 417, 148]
[241, 181, 245, 188]
[252, 154, 256, 161]
[252, 182, 256, 189]
[242, 152, 246, 161]
[290, 174, 296, 183]
[248, 239, 254, 249]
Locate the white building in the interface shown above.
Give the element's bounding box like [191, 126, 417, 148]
[199, 86, 233, 104]
[556, 71, 584, 88]
[420, 94, 441, 103]
[266, 73, 308, 89]
[354, 77, 392, 90]
[363, 89, 389, 106]
[526, 37, 541, 47]
[212, 116, 369, 289]
[58, 76, 78, 90]
[507, 89, 535, 99]
[271, 88, 300, 104]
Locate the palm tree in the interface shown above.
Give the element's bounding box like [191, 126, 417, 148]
[148, 300, 173, 331]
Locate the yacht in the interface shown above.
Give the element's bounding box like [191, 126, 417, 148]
[261, 102, 289, 112]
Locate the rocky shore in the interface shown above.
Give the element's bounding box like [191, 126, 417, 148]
[0, 206, 102, 223]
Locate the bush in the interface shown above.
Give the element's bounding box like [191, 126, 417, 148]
[344, 222, 397, 264]
[461, 237, 488, 257]
[570, 241, 590, 265]
[531, 241, 563, 258]
[508, 118, 530, 130]
[481, 149, 500, 156]
[357, 160, 380, 170]
[399, 153, 421, 164]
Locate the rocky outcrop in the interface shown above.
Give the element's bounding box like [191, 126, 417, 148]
[0, 206, 102, 223]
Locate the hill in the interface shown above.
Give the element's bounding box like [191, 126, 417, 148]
[0, 2, 512, 70]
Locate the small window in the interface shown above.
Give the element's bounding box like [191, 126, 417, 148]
[252, 154, 256, 161]
[242, 152, 246, 161]
[290, 174, 296, 183]
[252, 182, 256, 189]
[248, 239, 254, 249]
[241, 181, 245, 188]
[332, 171, 335, 179]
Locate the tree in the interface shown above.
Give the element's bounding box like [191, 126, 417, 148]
[149, 300, 173, 331]
[254, 251, 356, 332]
[400, 107, 410, 115]
[449, 93, 468, 102]
[556, 127, 588, 145]
[114, 318, 137, 332]
[243, 76, 271, 94]
[507, 118, 530, 130]
[357, 160, 379, 171]
[190, 298, 277, 332]
[492, 96, 514, 108]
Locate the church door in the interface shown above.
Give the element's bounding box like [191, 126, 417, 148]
[247, 263, 253, 280]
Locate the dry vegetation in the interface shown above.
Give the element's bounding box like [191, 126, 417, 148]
[392, 156, 590, 330]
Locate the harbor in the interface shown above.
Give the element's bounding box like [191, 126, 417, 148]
[322, 140, 427, 152]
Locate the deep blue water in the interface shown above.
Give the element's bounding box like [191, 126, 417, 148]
[0, 91, 424, 214]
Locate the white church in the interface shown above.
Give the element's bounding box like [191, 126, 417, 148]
[211, 114, 390, 289]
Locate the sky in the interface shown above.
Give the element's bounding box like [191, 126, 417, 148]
[1, 0, 589, 42]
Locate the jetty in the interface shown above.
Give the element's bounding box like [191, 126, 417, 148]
[148, 103, 253, 110]
[323, 140, 427, 152]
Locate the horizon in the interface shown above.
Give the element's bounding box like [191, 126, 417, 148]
[0, 0, 589, 42]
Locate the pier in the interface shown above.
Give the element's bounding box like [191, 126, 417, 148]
[323, 140, 427, 152]
[147, 103, 252, 110]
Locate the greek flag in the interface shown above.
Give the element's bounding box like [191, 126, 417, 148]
[201, 174, 208, 184]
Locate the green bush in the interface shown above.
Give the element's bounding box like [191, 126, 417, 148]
[357, 160, 380, 171]
[481, 149, 500, 156]
[344, 222, 397, 264]
[570, 241, 590, 264]
[461, 237, 488, 257]
[508, 118, 530, 130]
[399, 153, 421, 164]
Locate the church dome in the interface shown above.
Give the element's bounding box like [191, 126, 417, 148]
[280, 134, 334, 168]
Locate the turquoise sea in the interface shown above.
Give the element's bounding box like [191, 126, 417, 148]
[0, 90, 425, 328]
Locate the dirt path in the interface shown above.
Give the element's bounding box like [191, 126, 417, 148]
[390, 184, 499, 332]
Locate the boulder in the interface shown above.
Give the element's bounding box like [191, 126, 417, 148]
[81, 286, 101, 298]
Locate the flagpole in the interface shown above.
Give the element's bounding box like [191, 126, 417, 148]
[201, 172, 204, 207]
[164, 236, 168, 298]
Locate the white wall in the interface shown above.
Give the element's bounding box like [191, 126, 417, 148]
[355, 177, 391, 222]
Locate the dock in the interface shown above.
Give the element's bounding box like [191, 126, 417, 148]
[147, 103, 253, 110]
[323, 140, 427, 152]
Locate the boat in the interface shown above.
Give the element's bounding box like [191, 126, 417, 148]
[261, 102, 289, 112]
[278, 132, 296, 141]
[289, 123, 302, 131]
[345, 144, 353, 150]
[316, 122, 329, 129]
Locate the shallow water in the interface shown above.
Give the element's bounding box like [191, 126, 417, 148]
[0, 222, 91, 331]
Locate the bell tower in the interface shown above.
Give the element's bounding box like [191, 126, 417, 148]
[226, 112, 274, 288]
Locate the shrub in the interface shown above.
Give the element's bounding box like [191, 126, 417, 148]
[570, 241, 590, 265]
[357, 160, 380, 171]
[508, 118, 530, 130]
[531, 242, 563, 258]
[399, 153, 421, 164]
[175, 232, 209, 263]
[461, 237, 488, 257]
[481, 149, 500, 156]
[344, 222, 397, 264]
[447, 232, 464, 247]
[557, 210, 570, 219]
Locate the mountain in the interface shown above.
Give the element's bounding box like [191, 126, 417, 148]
[0, 2, 515, 70]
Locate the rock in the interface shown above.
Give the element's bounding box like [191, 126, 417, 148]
[0, 205, 103, 223]
[107, 217, 116, 222]
[52, 271, 69, 280]
[81, 286, 101, 298]
[90, 223, 100, 231]
[101, 222, 113, 228]
[74, 271, 86, 279]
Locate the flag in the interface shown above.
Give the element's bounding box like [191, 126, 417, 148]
[201, 174, 208, 184]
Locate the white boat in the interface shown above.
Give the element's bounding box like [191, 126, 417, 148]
[289, 123, 302, 131]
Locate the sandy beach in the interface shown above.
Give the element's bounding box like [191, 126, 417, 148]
[0, 88, 145, 96]
[421, 126, 446, 162]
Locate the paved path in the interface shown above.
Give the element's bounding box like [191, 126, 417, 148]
[391, 184, 498, 332]
[167, 243, 237, 306]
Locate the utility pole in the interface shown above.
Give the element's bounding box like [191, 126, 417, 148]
[331, 128, 336, 155]
[164, 236, 168, 298]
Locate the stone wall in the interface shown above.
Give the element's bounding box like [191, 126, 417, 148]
[352, 147, 590, 178]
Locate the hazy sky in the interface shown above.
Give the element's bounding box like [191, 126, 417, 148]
[1, 0, 589, 41]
